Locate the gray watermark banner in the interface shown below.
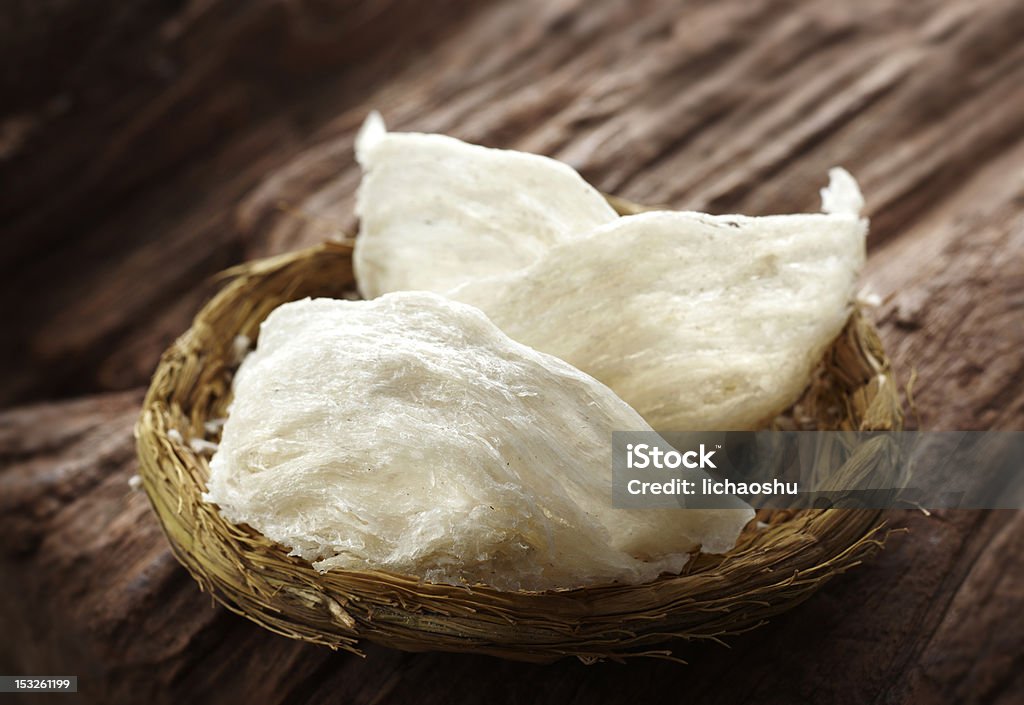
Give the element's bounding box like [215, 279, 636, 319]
[612, 432, 1024, 510]
[0, 676, 77, 693]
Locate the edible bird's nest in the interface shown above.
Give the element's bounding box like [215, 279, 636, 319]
[135, 199, 903, 663]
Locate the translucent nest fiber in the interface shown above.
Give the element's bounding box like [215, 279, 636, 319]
[136, 198, 904, 663]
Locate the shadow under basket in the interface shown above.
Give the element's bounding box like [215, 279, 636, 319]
[136, 238, 904, 664]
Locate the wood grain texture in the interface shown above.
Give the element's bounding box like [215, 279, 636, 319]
[1, 0, 1022, 703]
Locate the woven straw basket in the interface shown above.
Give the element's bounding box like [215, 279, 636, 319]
[136, 200, 903, 663]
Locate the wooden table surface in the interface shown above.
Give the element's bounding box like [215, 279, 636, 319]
[2, 1, 1022, 703]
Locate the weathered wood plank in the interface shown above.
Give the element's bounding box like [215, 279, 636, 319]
[4, 0, 1023, 409]
[0, 0, 488, 406]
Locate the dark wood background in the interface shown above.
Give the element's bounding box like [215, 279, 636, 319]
[1, 1, 1022, 703]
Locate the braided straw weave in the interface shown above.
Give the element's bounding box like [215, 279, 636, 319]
[136, 200, 903, 663]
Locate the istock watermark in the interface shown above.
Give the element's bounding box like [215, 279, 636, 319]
[612, 431, 1024, 510]
[624, 442, 718, 469]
